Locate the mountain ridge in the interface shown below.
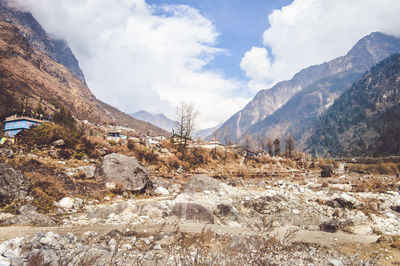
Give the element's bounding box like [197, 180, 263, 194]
[130, 111, 175, 133]
[215, 32, 400, 146]
[306, 53, 400, 157]
[0, 20, 167, 136]
[0, 0, 86, 83]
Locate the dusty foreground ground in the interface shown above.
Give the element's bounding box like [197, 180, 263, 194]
[1, 170, 400, 265]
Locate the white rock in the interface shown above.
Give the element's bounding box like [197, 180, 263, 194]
[154, 244, 161, 250]
[292, 209, 300, 215]
[0, 256, 10, 266]
[155, 187, 170, 196]
[104, 196, 110, 201]
[59, 197, 74, 209]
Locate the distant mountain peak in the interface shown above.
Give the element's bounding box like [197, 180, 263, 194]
[130, 111, 175, 133]
[214, 32, 400, 147]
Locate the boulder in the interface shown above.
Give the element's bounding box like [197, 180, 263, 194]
[87, 202, 128, 219]
[96, 153, 149, 191]
[76, 165, 96, 179]
[3, 205, 56, 226]
[0, 148, 13, 158]
[172, 202, 214, 223]
[320, 219, 353, 233]
[48, 150, 58, 159]
[390, 205, 400, 213]
[59, 197, 74, 209]
[0, 163, 30, 206]
[184, 174, 222, 194]
[155, 187, 169, 196]
[321, 165, 334, 177]
[53, 139, 65, 147]
[140, 203, 165, 219]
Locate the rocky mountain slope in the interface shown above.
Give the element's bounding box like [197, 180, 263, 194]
[0, 21, 167, 136]
[0, 0, 86, 83]
[215, 32, 400, 144]
[130, 111, 175, 133]
[306, 54, 400, 157]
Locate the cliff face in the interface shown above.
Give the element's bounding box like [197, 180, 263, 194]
[215, 32, 400, 144]
[306, 54, 400, 157]
[0, 21, 167, 136]
[0, 0, 86, 83]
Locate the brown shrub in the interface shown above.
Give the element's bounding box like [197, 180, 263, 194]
[349, 163, 398, 175]
[26, 172, 67, 213]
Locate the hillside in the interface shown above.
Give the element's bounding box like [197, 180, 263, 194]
[0, 21, 167, 136]
[215, 32, 400, 144]
[0, 0, 86, 83]
[306, 54, 400, 157]
[130, 111, 175, 133]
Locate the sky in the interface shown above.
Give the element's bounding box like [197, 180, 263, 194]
[8, 0, 400, 129]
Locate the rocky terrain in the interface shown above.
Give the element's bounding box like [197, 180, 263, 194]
[0, 142, 400, 265]
[214, 32, 400, 145]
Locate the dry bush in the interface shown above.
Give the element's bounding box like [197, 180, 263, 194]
[348, 163, 398, 175]
[26, 172, 68, 213]
[18, 123, 79, 149]
[352, 177, 395, 193]
[161, 155, 180, 169]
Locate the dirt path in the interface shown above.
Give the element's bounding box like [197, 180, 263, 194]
[0, 223, 379, 247]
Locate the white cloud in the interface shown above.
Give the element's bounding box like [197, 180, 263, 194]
[11, 0, 249, 129]
[243, 0, 400, 90]
[240, 47, 271, 92]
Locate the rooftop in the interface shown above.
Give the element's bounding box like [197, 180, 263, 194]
[5, 114, 46, 124]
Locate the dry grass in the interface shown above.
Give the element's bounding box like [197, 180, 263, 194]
[348, 163, 399, 175]
[25, 172, 68, 213]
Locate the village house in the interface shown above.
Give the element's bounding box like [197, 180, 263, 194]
[3, 114, 45, 137]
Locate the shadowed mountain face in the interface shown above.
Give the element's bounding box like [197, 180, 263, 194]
[130, 111, 175, 133]
[306, 54, 400, 157]
[0, 21, 167, 136]
[215, 32, 400, 145]
[0, 0, 86, 83]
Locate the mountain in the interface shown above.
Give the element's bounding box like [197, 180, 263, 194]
[0, 0, 86, 83]
[194, 123, 222, 140]
[0, 21, 167, 136]
[130, 111, 175, 133]
[306, 54, 400, 157]
[215, 32, 400, 145]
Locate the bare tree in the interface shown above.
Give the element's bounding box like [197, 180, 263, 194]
[221, 126, 233, 146]
[175, 101, 198, 156]
[266, 138, 273, 156]
[273, 138, 281, 156]
[243, 133, 256, 151]
[285, 134, 296, 158]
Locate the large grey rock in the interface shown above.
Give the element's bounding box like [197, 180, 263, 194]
[172, 202, 214, 223]
[321, 165, 334, 177]
[96, 153, 149, 191]
[320, 219, 353, 233]
[184, 174, 221, 194]
[3, 205, 56, 226]
[0, 163, 30, 206]
[76, 165, 96, 179]
[87, 202, 128, 219]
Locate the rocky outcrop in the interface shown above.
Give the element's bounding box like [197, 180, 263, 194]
[3, 205, 56, 226]
[0, 163, 30, 206]
[95, 153, 150, 192]
[172, 202, 214, 223]
[184, 174, 222, 194]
